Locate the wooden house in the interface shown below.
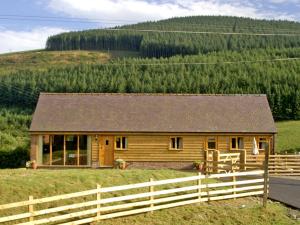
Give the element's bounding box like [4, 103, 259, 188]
[29, 93, 276, 169]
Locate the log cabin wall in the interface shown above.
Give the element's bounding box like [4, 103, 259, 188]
[114, 135, 205, 162]
[30, 135, 39, 162]
[90, 133, 273, 164]
[31, 133, 273, 168]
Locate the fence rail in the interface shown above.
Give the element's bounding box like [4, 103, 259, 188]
[269, 155, 300, 176]
[0, 170, 266, 225]
[246, 154, 300, 176]
[205, 150, 300, 176]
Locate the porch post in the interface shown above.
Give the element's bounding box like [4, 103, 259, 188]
[240, 149, 246, 171]
[213, 150, 220, 173]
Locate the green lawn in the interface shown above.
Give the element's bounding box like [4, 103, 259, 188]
[0, 169, 298, 225]
[276, 121, 300, 153]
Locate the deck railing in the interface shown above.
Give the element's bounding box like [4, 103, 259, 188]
[0, 170, 266, 225]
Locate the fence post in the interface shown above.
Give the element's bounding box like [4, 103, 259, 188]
[204, 151, 208, 174]
[213, 150, 220, 173]
[28, 195, 34, 222]
[198, 172, 202, 203]
[149, 178, 154, 213]
[97, 184, 101, 220]
[240, 149, 246, 171]
[263, 155, 269, 208]
[232, 170, 236, 200]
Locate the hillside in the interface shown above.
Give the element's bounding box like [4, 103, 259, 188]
[0, 50, 138, 75]
[1, 47, 299, 119]
[46, 16, 300, 57]
[0, 15, 300, 156]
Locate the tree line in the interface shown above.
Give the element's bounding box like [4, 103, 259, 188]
[46, 16, 300, 58]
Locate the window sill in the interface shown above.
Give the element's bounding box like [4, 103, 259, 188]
[115, 149, 128, 151]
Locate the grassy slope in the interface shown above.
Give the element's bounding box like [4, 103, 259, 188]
[276, 121, 300, 153]
[0, 50, 139, 75]
[0, 169, 297, 225]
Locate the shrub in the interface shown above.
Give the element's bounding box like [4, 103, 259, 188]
[0, 147, 30, 168]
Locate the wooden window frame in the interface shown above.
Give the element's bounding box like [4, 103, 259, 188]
[169, 137, 183, 151]
[114, 136, 128, 151]
[44, 134, 89, 166]
[230, 136, 244, 150]
[206, 136, 217, 150]
[257, 137, 269, 152]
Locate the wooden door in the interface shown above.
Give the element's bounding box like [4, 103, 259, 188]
[99, 136, 114, 167]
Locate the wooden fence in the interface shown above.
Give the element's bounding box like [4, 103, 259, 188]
[247, 154, 300, 176]
[0, 170, 266, 225]
[206, 150, 300, 176]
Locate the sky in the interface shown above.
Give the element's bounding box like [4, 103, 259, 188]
[0, 0, 300, 54]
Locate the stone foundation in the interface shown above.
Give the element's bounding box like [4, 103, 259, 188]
[125, 161, 194, 170]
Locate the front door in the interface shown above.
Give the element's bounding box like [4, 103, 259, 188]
[99, 136, 114, 167]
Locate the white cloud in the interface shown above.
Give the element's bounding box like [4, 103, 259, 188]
[47, 0, 297, 25]
[269, 0, 300, 3]
[0, 27, 68, 54]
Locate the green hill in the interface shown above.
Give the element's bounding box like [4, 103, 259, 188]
[1, 47, 299, 120]
[0, 15, 300, 156]
[46, 16, 300, 57]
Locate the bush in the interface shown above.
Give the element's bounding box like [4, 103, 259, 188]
[0, 147, 30, 168]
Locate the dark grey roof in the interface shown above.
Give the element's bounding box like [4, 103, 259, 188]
[30, 93, 277, 133]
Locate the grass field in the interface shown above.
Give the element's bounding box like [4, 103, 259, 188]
[276, 120, 300, 153]
[0, 169, 298, 225]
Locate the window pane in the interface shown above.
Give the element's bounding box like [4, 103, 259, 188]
[116, 137, 121, 149]
[231, 138, 236, 149]
[65, 135, 77, 165]
[122, 137, 127, 149]
[208, 142, 216, 149]
[52, 135, 64, 165]
[177, 138, 183, 149]
[259, 141, 269, 151]
[238, 137, 244, 149]
[42, 135, 50, 165]
[208, 137, 216, 149]
[171, 138, 176, 148]
[79, 135, 88, 165]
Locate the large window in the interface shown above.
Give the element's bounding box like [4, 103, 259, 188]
[79, 136, 88, 165]
[52, 135, 64, 165]
[170, 137, 183, 150]
[207, 137, 217, 150]
[39, 135, 90, 166]
[115, 136, 128, 150]
[42, 135, 50, 165]
[66, 135, 78, 165]
[230, 137, 244, 150]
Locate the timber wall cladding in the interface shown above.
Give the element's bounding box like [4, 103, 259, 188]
[90, 134, 272, 163]
[91, 136, 99, 166]
[30, 135, 38, 161]
[115, 135, 205, 162]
